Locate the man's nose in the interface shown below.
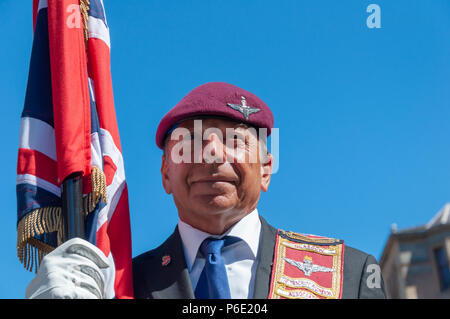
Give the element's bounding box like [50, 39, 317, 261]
[204, 132, 226, 163]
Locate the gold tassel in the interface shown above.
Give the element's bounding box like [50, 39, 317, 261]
[91, 166, 107, 204]
[17, 207, 63, 272]
[80, 0, 90, 43]
[82, 166, 108, 215]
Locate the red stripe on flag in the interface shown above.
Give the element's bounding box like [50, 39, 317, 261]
[87, 38, 123, 153]
[103, 155, 117, 186]
[47, 0, 91, 184]
[107, 184, 133, 298]
[17, 148, 58, 186]
[96, 220, 111, 257]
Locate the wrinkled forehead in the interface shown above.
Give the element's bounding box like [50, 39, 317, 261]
[166, 115, 258, 135]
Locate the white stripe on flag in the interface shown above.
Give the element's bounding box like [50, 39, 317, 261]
[94, 128, 127, 229]
[17, 174, 61, 197]
[99, 128, 125, 181]
[88, 16, 111, 48]
[88, 78, 96, 103]
[91, 132, 103, 169]
[96, 177, 126, 230]
[38, 0, 48, 11]
[19, 117, 57, 161]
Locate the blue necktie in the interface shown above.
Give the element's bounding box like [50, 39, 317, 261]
[195, 237, 235, 299]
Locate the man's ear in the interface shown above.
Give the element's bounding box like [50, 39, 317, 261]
[260, 153, 273, 192]
[161, 154, 172, 194]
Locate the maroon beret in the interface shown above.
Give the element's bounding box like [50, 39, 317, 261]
[156, 82, 274, 149]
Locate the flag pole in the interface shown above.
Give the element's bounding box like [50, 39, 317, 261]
[59, 0, 90, 243]
[61, 173, 85, 241]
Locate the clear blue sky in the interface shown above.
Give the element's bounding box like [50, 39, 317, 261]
[1, 1, 449, 298]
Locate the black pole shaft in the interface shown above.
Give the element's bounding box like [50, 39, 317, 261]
[61, 173, 85, 241]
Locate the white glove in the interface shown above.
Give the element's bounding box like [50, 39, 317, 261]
[26, 238, 110, 299]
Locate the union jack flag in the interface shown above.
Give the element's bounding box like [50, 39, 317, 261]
[17, 0, 133, 298]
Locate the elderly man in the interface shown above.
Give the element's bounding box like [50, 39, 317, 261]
[26, 82, 386, 299]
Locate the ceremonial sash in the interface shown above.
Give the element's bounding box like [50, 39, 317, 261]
[268, 230, 345, 299]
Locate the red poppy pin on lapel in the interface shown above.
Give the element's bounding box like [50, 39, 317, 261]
[162, 255, 171, 266]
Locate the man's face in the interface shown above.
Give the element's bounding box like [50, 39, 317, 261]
[161, 118, 273, 234]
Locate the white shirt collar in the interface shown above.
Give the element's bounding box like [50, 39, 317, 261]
[178, 208, 261, 271]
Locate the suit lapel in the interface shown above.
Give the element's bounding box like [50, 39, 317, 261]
[154, 219, 277, 299]
[155, 217, 277, 299]
[147, 227, 195, 299]
[135, 218, 277, 299]
[252, 216, 277, 299]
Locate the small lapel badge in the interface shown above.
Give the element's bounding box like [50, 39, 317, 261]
[162, 255, 171, 266]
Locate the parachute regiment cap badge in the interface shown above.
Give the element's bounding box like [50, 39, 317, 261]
[227, 96, 261, 120]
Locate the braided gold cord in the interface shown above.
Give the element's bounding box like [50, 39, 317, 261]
[82, 166, 108, 215]
[92, 166, 107, 204]
[80, 0, 90, 43]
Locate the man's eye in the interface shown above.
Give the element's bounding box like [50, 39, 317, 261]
[229, 135, 246, 146]
[226, 133, 242, 140]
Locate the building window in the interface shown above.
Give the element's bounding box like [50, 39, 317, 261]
[433, 247, 450, 291]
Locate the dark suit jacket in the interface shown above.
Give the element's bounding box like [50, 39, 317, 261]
[132, 216, 386, 299]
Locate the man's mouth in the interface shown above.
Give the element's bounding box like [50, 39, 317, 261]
[189, 175, 238, 186]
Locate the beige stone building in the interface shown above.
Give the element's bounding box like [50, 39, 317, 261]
[380, 204, 450, 299]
